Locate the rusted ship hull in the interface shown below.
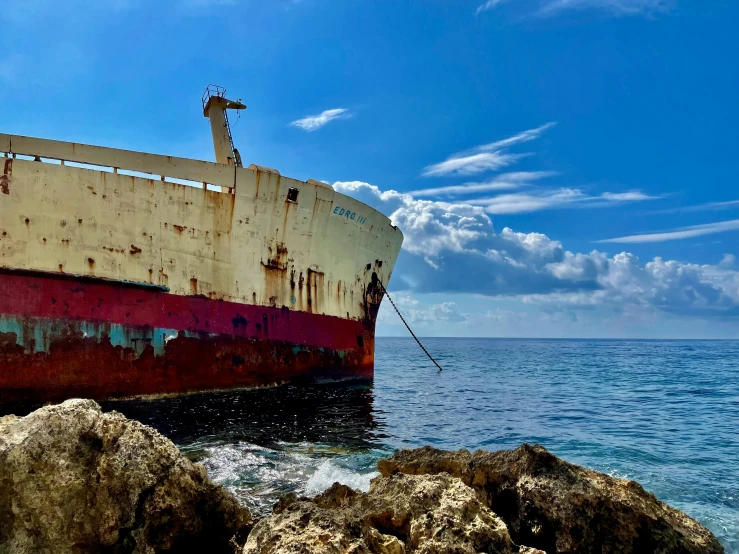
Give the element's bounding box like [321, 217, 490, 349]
[0, 270, 377, 405]
[0, 126, 403, 405]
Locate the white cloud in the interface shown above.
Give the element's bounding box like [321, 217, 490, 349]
[378, 296, 466, 325]
[538, 0, 671, 16]
[475, 0, 671, 17]
[719, 254, 736, 269]
[335, 181, 491, 257]
[417, 122, 658, 215]
[692, 200, 739, 211]
[654, 199, 739, 214]
[290, 108, 351, 132]
[468, 188, 587, 214]
[598, 219, 739, 244]
[410, 171, 557, 197]
[335, 180, 739, 318]
[476, 0, 509, 15]
[600, 191, 660, 202]
[476, 122, 557, 151]
[465, 188, 655, 214]
[421, 152, 528, 177]
[421, 123, 554, 177]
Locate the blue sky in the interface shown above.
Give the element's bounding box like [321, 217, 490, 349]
[1, 0, 738, 337]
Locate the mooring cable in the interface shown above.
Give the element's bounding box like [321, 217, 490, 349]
[379, 282, 444, 372]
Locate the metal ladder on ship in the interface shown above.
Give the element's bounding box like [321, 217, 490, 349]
[222, 109, 242, 168]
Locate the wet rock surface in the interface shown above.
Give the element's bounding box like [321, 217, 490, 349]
[243, 445, 723, 553]
[0, 400, 724, 554]
[378, 445, 723, 554]
[0, 399, 251, 554]
[244, 473, 516, 554]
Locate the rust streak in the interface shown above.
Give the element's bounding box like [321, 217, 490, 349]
[1, 158, 12, 195]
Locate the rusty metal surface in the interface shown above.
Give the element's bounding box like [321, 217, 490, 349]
[0, 134, 402, 403]
[0, 158, 10, 195]
[0, 326, 374, 406]
[0, 157, 402, 321]
[0, 271, 376, 405]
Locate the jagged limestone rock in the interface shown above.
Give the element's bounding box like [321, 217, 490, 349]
[378, 444, 723, 554]
[0, 399, 251, 554]
[244, 473, 518, 554]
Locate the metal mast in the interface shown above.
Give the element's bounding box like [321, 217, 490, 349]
[202, 85, 246, 167]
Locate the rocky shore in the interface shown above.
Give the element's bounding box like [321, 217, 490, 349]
[0, 399, 724, 554]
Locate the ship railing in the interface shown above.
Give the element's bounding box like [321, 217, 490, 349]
[201, 84, 227, 112]
[0, 133, 237, 194]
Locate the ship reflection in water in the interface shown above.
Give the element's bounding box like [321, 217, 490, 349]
[103, 383, 389, 516]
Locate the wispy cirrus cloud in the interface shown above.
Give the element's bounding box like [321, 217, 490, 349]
[467, 188, 658, 214]
[290, 108, 351, 132]
[417, 122, 659, 214]
[600, 191, 658, 201]
[421, 122, 555, 177]
[651, 199, 739, 215]
[476, 0, 509, 15]
[476, 0, 672, 17]
[539, 0, 671, 16]
[421, 152, 529, 177]
[597, 219, 739, 244]
[467, 188, 587, 214]
[411, 171, 558, 196]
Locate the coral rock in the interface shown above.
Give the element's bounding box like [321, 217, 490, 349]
[378, 444, 723, 554]
[0, 399, 251, 553]
[244, 473, 517, 554]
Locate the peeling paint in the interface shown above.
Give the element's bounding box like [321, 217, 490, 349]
[0, 141, 403, 404]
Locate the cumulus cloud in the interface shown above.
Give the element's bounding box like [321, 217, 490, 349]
[335, 180, 739, 317]
[378, 295, 466, 325]
[719, 254, 736, 269]
[421, 123, 555, 177]
[290, 108, 351, 132]
[598, 219, 739, 243]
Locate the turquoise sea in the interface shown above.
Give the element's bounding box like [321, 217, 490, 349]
[109, 338, 739, 553]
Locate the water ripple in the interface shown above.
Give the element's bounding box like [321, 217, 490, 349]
[106, 338, 739, 552]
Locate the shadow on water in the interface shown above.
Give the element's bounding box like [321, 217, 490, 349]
[102, 383, 391, 515]
[1, 382, 390, 516]
[102, 382, 387, 452]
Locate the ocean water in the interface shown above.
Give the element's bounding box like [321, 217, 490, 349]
[107, 338, 739, 552]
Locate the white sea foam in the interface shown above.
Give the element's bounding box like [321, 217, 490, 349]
[196, 441, 380, 516]
[305, 460, 378, 496]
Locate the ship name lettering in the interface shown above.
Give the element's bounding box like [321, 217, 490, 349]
[333, 206, 367, 224]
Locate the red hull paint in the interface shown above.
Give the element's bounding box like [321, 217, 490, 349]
[0, 272, 375, 405]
